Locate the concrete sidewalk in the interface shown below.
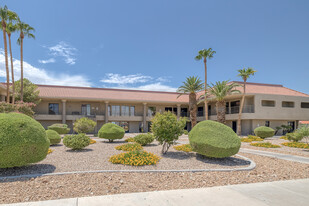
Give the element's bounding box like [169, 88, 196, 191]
[4, 179, 309, 206]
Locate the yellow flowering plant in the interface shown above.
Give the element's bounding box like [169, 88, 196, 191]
[115, 143, 143, 151]
[250, 142, 281, 148]
[173, 144, 192, 152]
[109, 150, 160, 166]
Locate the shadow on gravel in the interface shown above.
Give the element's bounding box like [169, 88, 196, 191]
[162, 151, 194, 160]
[65, 148, 93, 153]
[101, 140, 127, 144]
[196, 154, 251, 166]
[143, 143, 158, 147]
[50, 144, 63, 147]
[0, 164, 56, 182]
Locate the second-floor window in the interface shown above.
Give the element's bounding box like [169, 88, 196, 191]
[81, 104, 91, 116]
[49, 103, 59, 115]
[130, 106, 135, 116]
[181, 108, 188, 117]
[198, 107, 203, 117]
[121, 106, 130, 116]
[262, 100, 275, 107]
[282, 101, 294, 108]
[148, 107, 156, 117]
[111, 105, 120, 116]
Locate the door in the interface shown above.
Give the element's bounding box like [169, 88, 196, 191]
[232, 121, 237, 133]
[288, 121, 295, 133]
[81, 104, 91, 116]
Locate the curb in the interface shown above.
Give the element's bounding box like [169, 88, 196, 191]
[0, 154, 256, 181]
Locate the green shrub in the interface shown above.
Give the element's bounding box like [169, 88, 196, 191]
[98, 123, 125, 142]
[151, 112, 186, 154]
[63, 133, 90, 150]
[0, 113, 50, 168]
[286, 132, 303, 142]
[134, 133, 155, 146]
[254, 126, 275, 139]
[189, 120, 241, 158]
[73, 117, 97, 134]
[0, 101, 35, 117]
[48, 123, 70, 134]
[183, 130, 189, 135]
[46, 129, 61, 145]
[115, 143, 143, 151]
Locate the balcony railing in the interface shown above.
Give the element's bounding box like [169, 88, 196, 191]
[209, 105, 254, 116]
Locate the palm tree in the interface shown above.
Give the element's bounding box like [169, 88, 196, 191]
[0, 5, 11, 102]
[15, 19, 35, 102]
[208, 81, 240, 124]
[195, 48, 216, 121]
[237, 67, 256, 135]
[6, 13, 18, 104]
[177, 76, 204, 128]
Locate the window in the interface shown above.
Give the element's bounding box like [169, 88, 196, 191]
[173, 107, 177, 115]
[148, 107, 156, 117]
[81, 104, 91, 116]
[265, 121, 270, 127]
[197, 107, 203, 117]
[49, 103, 59, 115]
[165, 107, 172, 112]
[111, 105, 120, 116]
[121, 106, 130, 116]
[282, 101, 294, 108]
[301, 102, 309, 108]
[130, 106, 135, 116]
[261, 100, 275, 107]
[181, 108, 188, 117]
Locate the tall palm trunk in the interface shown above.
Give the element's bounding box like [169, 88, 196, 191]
[189, 92, 197, 128]
[216, 101, 226, 124]
[2, 21, 10, 103]
[20, 35, 24, 102]
[8, 33, 15, 104]
[204, 58, 208, 120]
[237, 80, 246, 135]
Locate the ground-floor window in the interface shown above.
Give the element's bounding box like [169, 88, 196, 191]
[265, 121, 270, 127]
[111, 121, 129, 133]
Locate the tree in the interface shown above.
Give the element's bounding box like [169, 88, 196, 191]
[208, 81, 240, 123]
[73, 117, 97, 134]
[237, 67, 256, 135]
[151, 111, 186, 154]
[177, 76, 204, 128]
[14, 78, 41, 104]
[15, 19, 35, 102]
[6, 14, 18, 104]
[0, 6, 11, 102]
[195, 48, 216, 120]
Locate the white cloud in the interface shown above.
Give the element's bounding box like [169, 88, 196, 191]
[100, 73, 152, 84]
[38, 58, 55, 64]
[0, 52, 91, 87]
[45, 41, 77, 65]
[100, 73, 176, 92]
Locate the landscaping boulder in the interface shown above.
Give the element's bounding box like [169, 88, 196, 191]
[189, 120, 241, 158]
[46, 129, 61, 145]
[254, 126, 275, 139]
[0, 113, 50, 168]
[98, 123, 125, 142]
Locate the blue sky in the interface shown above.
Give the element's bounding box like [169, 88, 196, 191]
[0, 0, 308, 93]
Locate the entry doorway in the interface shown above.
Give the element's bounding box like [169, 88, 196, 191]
[232, 121, 237, 133]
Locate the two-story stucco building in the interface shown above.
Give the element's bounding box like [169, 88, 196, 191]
[1, 81, 308, 135]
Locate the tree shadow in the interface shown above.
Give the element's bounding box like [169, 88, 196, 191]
[0, 164, 56, 182]
[143, 143, 158, 147]
[162, 151, 194, 160]
[101, 140, 127, 144]
[65, 148, 93, 153]
[50, 144, 63, 147]
[196, 154, 251, 166]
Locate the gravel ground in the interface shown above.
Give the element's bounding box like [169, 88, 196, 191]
[0, 153, 308, 204]
[241, 137, 309, 157]
[0, 134, 250, 178]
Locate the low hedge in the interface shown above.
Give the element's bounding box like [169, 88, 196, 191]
[48, 124, 70, 134]
[0, 113, 50, 168]
[189, 120, 241, 158]
[98, 123, 125, 142]
[134, 133, 155, 146]
[254, 126, 275, 139]
[63, 133, 90, 150]
[46, 129, 61, 145]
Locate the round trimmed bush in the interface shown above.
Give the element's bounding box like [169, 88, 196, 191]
[63, 133, 90, 150]
[48, 123, 70, 134]
[254, 126, 275, 139]
[0, 113, 50, 168]
[134, 133, 155, 146]
[73, 117, 96, 134]
[98, 123, 125, 142]
[189, 120, 241, 158]
[46, 129, 61, 145]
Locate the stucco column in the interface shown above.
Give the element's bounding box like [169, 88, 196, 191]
[62, 100, 66, 124]
[0, 95, 5, 102]
[177, 104, 181, 119]
[143, 103, 147, 132]
[105, 101, 109, 123]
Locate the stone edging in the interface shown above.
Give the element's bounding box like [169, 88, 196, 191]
[0, 154, 256, 181]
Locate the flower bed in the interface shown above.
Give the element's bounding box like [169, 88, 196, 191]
[125, 137, 135, 142]
[250, 142, 281, 148]
[115, 143, 143, 151]
[109, 150, 160, 166]
[173, 144, 192, 152]
[281, 142, 309, 149]
[241, 135, 264, 142]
